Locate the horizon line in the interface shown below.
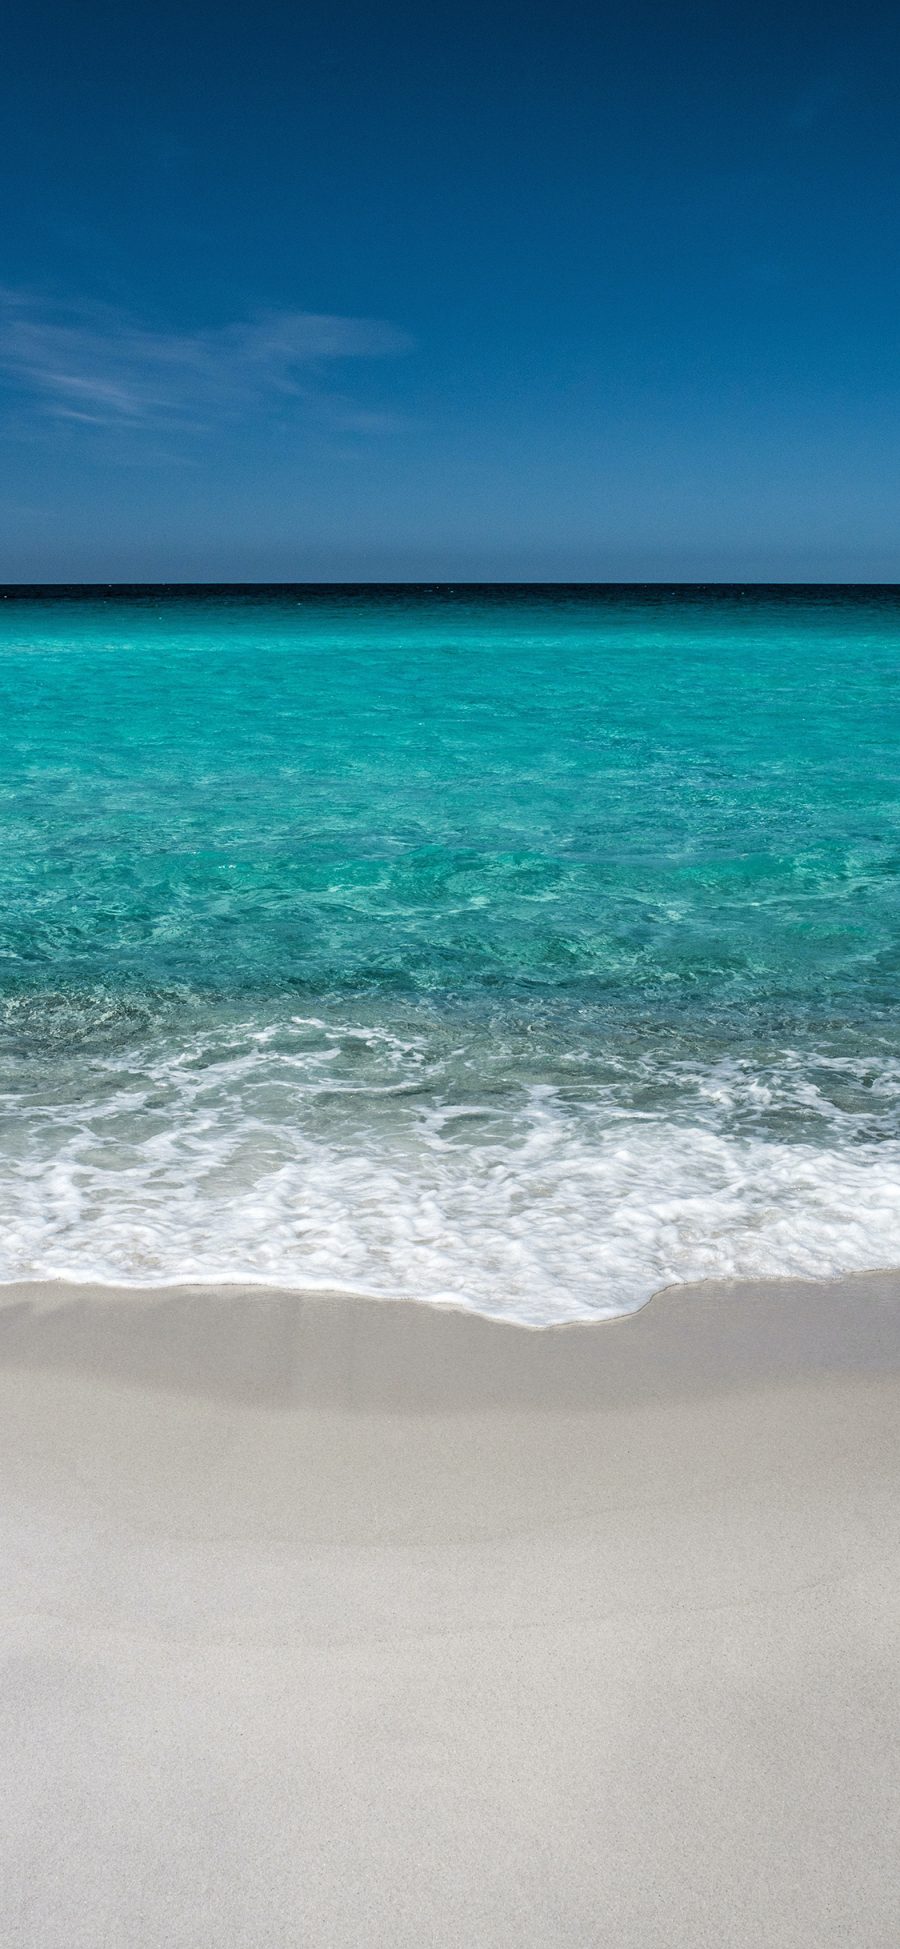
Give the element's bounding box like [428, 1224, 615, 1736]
[3, 579, 900, 595]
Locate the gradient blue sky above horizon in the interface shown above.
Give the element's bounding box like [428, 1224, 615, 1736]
[2, 0, 899, 583]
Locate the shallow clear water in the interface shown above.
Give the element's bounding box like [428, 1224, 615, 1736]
[1, 583, 899, 1320]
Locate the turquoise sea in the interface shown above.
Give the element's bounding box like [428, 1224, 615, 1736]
[1, 584, 899, 1321]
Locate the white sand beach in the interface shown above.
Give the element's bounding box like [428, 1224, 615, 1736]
[2, 1270, 899, 1946]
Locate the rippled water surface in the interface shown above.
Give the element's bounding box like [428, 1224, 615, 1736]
[1, 583, 899, 1319]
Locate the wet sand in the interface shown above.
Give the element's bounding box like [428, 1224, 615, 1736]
[2, 1270, 899, 1946]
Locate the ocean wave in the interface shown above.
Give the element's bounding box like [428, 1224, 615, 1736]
[2, 1012, 899, 1322]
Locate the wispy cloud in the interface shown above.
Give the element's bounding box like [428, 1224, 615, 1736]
[0, 289, 411, 436]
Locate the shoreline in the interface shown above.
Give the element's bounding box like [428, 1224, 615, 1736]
[3, 1269, 900, 1944]
[2, 1264, 900, 1400]
[3, 1253, 900, 1333]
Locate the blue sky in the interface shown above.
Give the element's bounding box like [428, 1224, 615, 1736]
[2, 0, 899, 580]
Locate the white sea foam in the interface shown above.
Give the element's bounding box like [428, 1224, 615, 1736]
[1, 1013, 899, 1321]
